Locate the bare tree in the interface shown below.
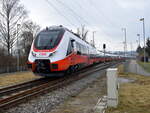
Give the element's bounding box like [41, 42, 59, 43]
[20, 20, 40, 56]
[77, 25, 88, 41]
[22, 20, 40, 39]
[0, 0, 27, 55]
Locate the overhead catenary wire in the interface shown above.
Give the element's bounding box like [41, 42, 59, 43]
[72, 0, 115, 38]
[74, 0, 121, 39]
[46, 0, 121, 31]
[45, 0, 122, 50]
[54, 0, 89, 26]
[46, 0, 114, 37]
[45, 0, 78, 27]
[87, 0, 121, 28]
[68, 0, 111, 40]
[73, 0, 98, 26]
[74, 0, 113, 28]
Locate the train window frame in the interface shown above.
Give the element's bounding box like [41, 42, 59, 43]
[76, 42, 81, 55]
[71, 39, 75, 48]
[66, 39, 74, 56]
[34, 29, 65, 50]
[75, 42, 89, 56]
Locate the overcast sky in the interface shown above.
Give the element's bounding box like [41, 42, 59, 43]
[21, 0, 149, 51]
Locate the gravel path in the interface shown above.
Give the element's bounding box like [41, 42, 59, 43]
[49, 74, 107, 113]
[2, 70, 106, 113]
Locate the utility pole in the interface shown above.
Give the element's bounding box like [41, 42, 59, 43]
[122, 28, 127, 57]
[137, 34, 140, 46]
[136, 40, 139, 48]
[92, 31, 96, 47]
[17, 24, 20, 71]
[140, 18, 146, 63]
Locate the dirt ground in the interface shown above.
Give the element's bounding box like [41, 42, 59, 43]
[0, 71, 40, 88]
[49, 64, 150, 113]
[49, 75, 107, 113]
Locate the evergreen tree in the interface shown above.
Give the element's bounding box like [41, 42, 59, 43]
[136, 45, 143, 55]
[146, 38, 150, 56]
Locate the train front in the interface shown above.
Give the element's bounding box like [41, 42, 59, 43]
[27, 27, 66, 77]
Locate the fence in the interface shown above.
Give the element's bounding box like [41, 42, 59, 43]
[0, 55, 28, 74]
[0, 66, 28, 74]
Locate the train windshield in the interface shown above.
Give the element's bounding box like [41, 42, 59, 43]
[34, 30, 65, 50]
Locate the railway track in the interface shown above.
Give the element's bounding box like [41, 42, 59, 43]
[0, 78, 57, 98]
[0, 62, 119, 110]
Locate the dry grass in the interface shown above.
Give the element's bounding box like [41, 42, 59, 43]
[106, 65, 150, 113]
[117, 64, 124, 75]
[0, 71, 40, 87]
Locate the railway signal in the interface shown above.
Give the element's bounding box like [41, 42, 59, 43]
[103, 44, 106, 49]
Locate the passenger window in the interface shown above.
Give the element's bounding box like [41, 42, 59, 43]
[67, 40, 73, 55]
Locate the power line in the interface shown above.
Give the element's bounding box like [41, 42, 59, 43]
[69, 0, 112, 38]
[68, 0, 113, 41]
[73, 0, 116, 38]
[74, 0, 97, 26]
[84, 0, 123, 43]
[45, 0, 77, 27]
[87, 0, 121, 28]
[75, 0, 110, 27]
[54, 0, 89, 25]
[45, 0, 120, 43]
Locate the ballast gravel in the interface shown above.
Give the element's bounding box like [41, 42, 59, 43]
[4, 70, 106, 113]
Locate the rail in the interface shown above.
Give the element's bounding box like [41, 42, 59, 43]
[0, 61, 120, 110]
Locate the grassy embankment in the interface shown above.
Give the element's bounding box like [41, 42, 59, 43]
[0, 71, 40, 87]
[106, 65, 150, 113]
[138, 61, 150, 73]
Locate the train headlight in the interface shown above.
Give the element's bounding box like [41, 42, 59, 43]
[32, 51, 36, 57]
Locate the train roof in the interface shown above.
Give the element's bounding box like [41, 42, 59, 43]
[42, 25, 95, 48]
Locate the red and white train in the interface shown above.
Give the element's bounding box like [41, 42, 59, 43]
[27, 26, 123, 77]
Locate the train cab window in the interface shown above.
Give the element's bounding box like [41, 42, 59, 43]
[34, 29, 65, 50]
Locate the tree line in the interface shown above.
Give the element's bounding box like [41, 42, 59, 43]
[0, 0, 40, 73]
[0, 0, 90, 73]
[136, 38, 150, 62]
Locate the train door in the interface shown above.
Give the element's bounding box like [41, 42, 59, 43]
[66, 39, 76, 66]
[70, 39, 76, 65]
[71, 39, 77, 53]
[87, 47, 91, 65]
